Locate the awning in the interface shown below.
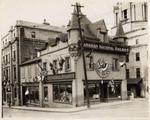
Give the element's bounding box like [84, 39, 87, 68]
[127, 78, 142, 84]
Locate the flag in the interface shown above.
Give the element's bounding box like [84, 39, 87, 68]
[58, 56, 65, 70]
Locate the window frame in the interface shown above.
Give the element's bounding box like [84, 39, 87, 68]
[136, 68, 141, 78]
[136, 52, 140, 61]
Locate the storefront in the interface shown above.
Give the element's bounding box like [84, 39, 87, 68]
[84, 80, 122, 103]
[22, 83, 39, 106]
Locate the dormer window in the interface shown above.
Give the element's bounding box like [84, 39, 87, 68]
[31, 31, 36, 38]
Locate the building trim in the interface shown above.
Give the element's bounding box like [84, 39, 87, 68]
[40, 46, 68, 57]
[127, 33, 147, 39]
[20, 57, 41, 66]
[15, 25, 64, 33]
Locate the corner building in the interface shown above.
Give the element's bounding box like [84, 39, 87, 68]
[28, 7, 130, 107]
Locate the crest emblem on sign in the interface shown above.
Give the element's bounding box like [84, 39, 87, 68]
[94, 59, 111, 78]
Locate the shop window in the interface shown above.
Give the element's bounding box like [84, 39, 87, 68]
[136, 52, 140, 61]
[123, 9, 128, 20]
[136, 68, 140, 78]
[84, 83, 100, 101]
[44, 86, 48, 101]
[53, 83, 72, 104]
[65, 57, 71, 71]
[112, 58, 119, 71]
[31, 31, 36, 38]
[26, 86, 39, 104]
[126, 69, 130, 79]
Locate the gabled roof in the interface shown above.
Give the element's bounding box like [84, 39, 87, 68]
[16, 20, 67, 33]
[68, 7, 108, 41]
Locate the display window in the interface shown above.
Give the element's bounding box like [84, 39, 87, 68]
[53, 83, 72, 104]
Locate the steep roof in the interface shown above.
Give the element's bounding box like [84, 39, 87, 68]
[16, 20, 67, 33]
[114, 21, 127, 39]
[68, 8, 108, 40]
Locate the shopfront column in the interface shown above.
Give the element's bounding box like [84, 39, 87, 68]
[72, 79, 77, 107]
[121, 79, 127, 100]
[39, 81, 43, 107]
[48, 84, 53, 107]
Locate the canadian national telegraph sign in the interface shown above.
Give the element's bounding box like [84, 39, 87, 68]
[83, 42, 129, 53]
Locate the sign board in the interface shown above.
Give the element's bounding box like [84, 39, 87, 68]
[83, 42, 129, 53]
[47, 72, 75, 81]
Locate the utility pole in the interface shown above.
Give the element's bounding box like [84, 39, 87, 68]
[72, 2, 90, 108]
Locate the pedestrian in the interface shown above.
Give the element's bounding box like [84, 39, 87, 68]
[8, 95, 11, 108]
[25, 88, 29, 106]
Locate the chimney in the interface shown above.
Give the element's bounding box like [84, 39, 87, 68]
[43, 19, 50, 25]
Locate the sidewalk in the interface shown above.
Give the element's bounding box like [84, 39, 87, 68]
[3, 98, 147, 113]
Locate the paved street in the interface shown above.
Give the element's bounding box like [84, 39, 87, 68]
[2, 98, 149, 120]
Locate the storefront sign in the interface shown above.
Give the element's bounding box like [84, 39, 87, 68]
[83, 42, 129, 53]
[47, 72, 75, 81]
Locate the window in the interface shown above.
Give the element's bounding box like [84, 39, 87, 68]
[53, 83, 72, 104]
[13, 50, 16, 61]
[126, 69, 130, 79]
[136, 39, 139, 44]
[14, 87, 17, 98]
[116, 13, 118, 25]
[65, 57, 71, 71]
[136, 52, 140, 61]
[28, 66, 31, 78]
[144, 3, 147, 21]
[8, 54, 10, 63]
[136, 68, 140, 78]
[22, 67, 25, 78]
[6, 55, 8, 64]
[112, 58, 119, 71]
[134, 5, 136, 20]
[31, 31, 36, 38]
[44, 86, 48, 101]
[126, 55, 129, 62]
[13, 66, 16, 81]
[123, 9, 127, 19]
[87, 56, 94, 70]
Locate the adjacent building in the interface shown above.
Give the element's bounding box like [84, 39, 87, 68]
[111, 2, 148, 98]
[1, 20, 66, 105]
[20, 5, 129, 107]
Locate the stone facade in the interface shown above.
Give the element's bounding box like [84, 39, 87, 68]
[111, 2, 148, 98]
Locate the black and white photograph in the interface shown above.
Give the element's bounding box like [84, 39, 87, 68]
[0, 0, 149, 120]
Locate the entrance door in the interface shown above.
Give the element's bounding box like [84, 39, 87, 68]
[100, 83, 108, 102]
[22, 86, 27, 105]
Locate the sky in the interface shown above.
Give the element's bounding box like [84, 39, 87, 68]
[0, 0, 147, 37]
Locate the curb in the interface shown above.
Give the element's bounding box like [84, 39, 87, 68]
[3, 98, 146, 113]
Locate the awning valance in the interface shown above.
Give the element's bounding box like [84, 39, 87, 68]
[127, 78, 142, 84]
